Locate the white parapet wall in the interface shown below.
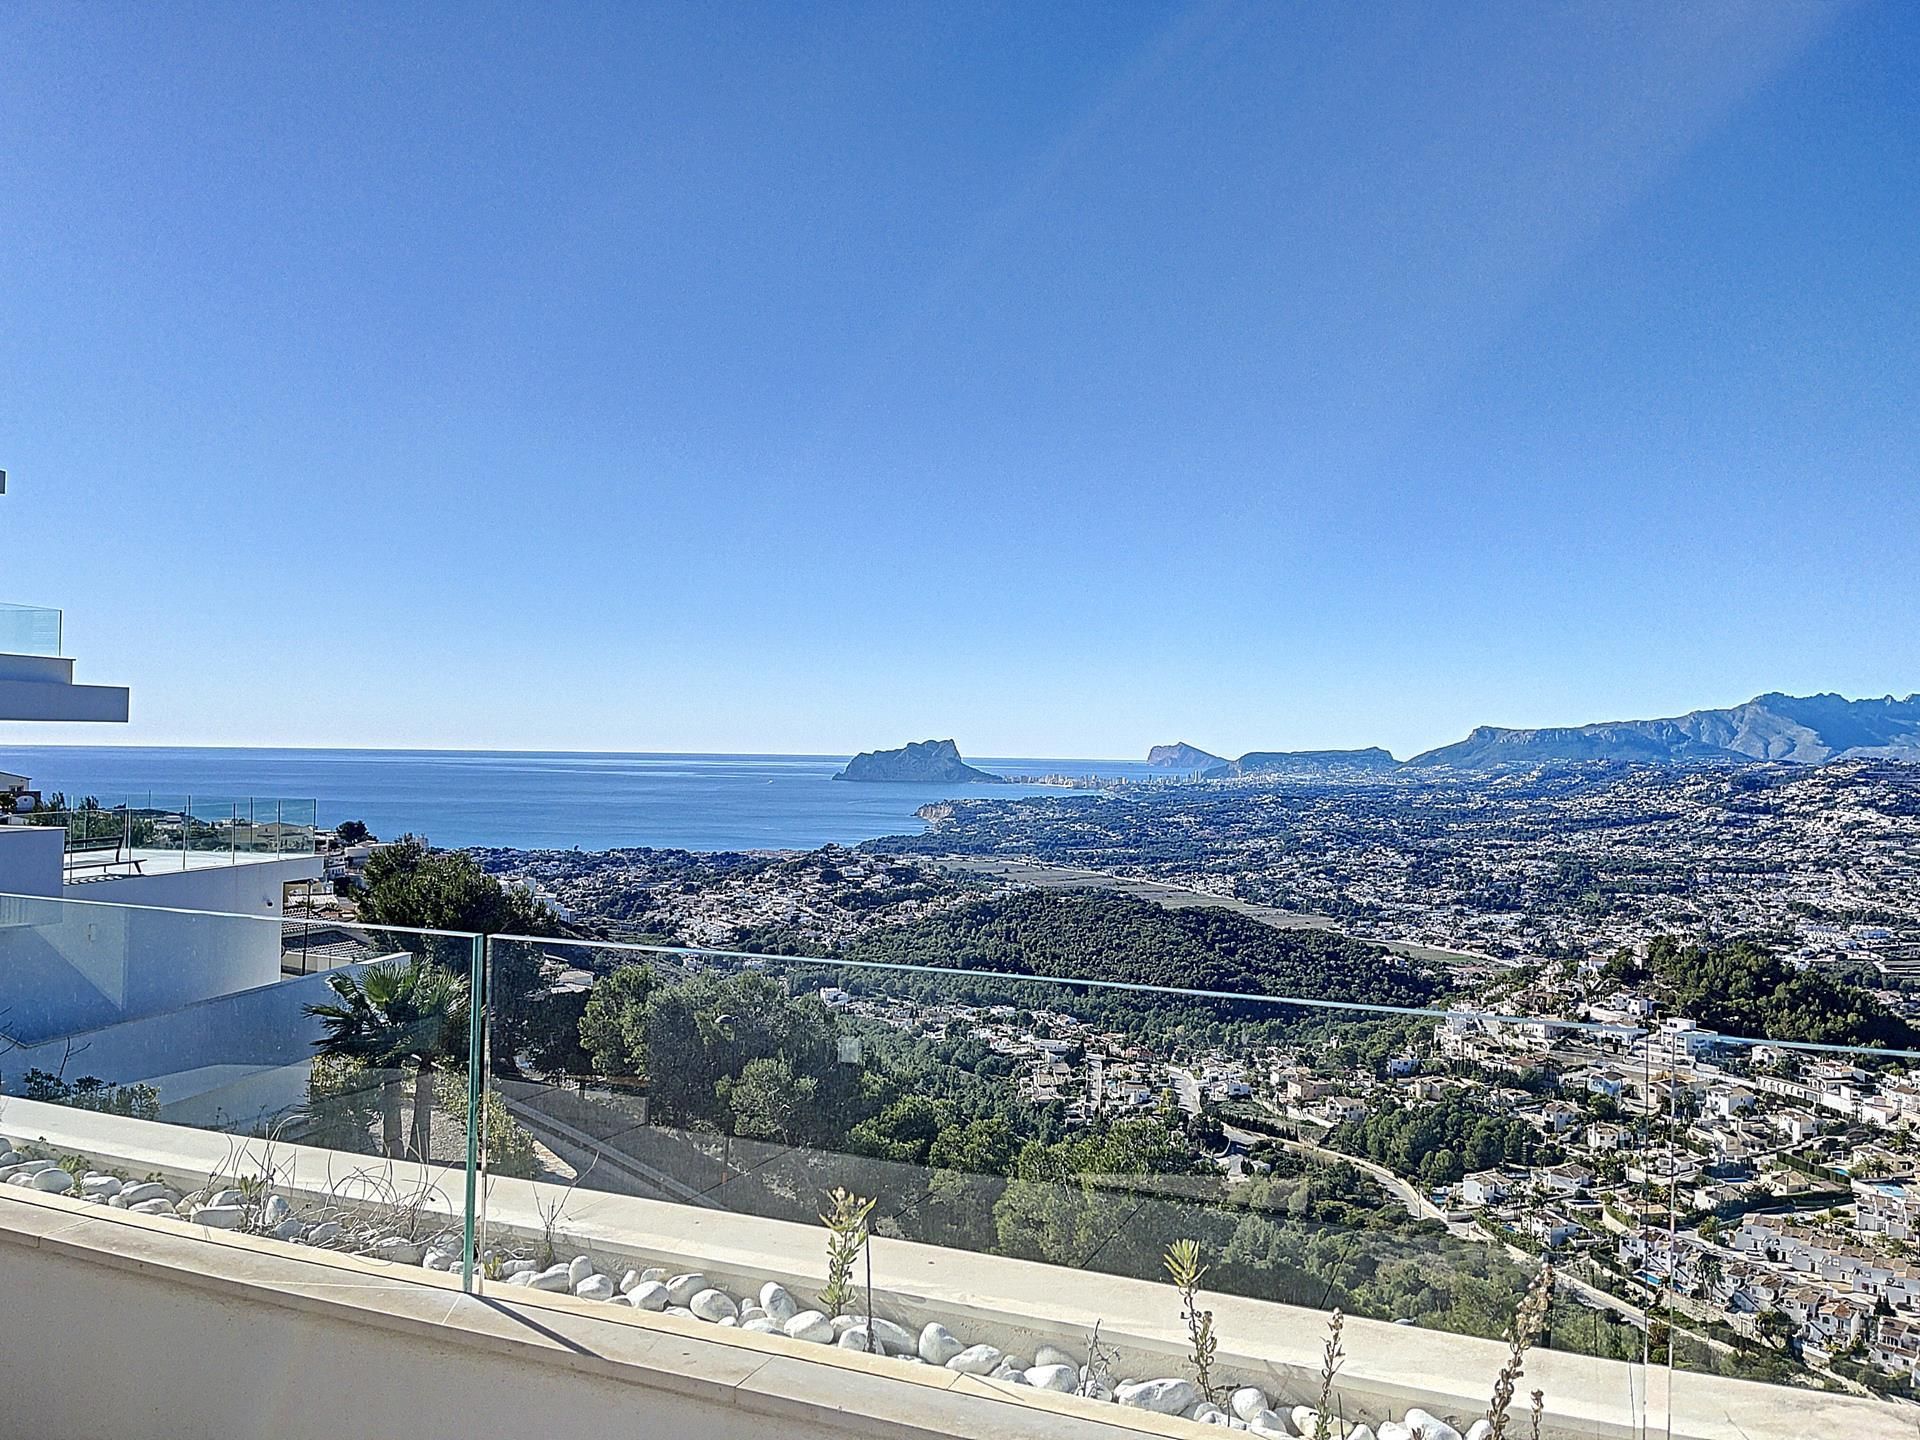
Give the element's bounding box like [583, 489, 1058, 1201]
[0, 1098, 1905, 1440]
[73, 851, 324, 913]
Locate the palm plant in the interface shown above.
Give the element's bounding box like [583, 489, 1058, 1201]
[306, 958, 470, 1161]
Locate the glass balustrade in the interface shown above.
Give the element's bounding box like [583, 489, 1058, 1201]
[0, 799, 321, 875]
[0, 603, 61, 656]
[1, 890, 1914, 1438]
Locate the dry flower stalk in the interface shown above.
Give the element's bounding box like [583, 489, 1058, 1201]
[1486, 1260, 1555, 1440]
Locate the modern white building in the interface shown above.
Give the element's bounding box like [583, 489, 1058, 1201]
[0, 595, 329, 1125]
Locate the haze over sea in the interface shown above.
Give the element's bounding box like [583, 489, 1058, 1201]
[0, 747, 1164, 852]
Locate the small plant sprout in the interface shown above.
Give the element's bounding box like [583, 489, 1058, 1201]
[1310, 1307, 1346, 1440]
[1528, 1388, 1544, 1440]
[1163, 1238, 1219, 1403]
[819, 1186, 875, 1317]
[1080, 1318, 1121, 1399]
[1486, 1260, 1554, 1440]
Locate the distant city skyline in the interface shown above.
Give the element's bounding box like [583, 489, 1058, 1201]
[2, 2, 1915, 759]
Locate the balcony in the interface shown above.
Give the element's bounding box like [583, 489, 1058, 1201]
[0, 892, 1914, 1440]
[0, 600, 129, 723]
[17, 797, 325, 880]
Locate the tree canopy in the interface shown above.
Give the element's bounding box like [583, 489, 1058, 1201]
[1635, 935, 1918, 1050]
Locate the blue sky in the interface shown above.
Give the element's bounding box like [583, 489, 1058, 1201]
[2, 1, 1915, 759]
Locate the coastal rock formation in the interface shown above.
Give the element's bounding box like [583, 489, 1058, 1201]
[833, 739, 1008, 784]
[1146, 741, 1224, 770]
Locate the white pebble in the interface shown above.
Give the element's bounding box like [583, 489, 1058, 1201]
[665, 1273, 707, 1307]
[1406, 1412, 1462, 1440]
[1231, 1389, 1271, 1423]
[864, 1316, 916, 1354]
[945, 1343, 1003, 1376]
[626, 1280, 669, 1311]
[1116, 1379, 1200, 1415]
[919, 1322, 964, 1366]
[759, 1281, 799, 1322]
[784, 1310, 836, 1343]
[690, 1288, 739, 1323]
[1026, 1363, 1078, 1392]
[528, 1264, 572, 1292]
[575, 1274, 616, 1301]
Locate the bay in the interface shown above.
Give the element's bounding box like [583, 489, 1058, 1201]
[0, 746, 1168, 851]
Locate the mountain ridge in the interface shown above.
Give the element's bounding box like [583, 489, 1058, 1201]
[1146, 741, 1225, 770]
[1407, 691, 1920, 770]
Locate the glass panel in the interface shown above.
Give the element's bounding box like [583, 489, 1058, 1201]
[477, 935, 1671, 1437]
[0, 892, 484, 1286]
[0, 602, 61, 656]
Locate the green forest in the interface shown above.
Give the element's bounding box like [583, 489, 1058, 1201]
[838, 890, 1443, 1008]
[1615, 935, 1919, 1050]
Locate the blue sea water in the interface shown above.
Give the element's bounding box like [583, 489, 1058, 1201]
[0, 746, 1166, 852]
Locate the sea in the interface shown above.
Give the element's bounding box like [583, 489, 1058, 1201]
[0, 746, 1169, 852]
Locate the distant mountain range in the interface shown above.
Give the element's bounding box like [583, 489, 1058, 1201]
[1166, 692, 1920, 777]
[1408, 692, 1920, 769]
[834, 739, 1009, 784]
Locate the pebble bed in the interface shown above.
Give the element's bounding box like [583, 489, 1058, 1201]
[1, 1139, 1496, 1440]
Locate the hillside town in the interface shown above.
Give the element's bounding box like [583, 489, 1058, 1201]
[880, 759, 1920, 972]
[806, 945, 1920, 1389]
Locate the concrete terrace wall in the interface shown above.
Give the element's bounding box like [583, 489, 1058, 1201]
[0, 1192, 1158, 1440]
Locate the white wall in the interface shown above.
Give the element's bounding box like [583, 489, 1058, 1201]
[0, 826, 63, 901]
[0, 891, 283, 1044]
[79, 852, 323, 915]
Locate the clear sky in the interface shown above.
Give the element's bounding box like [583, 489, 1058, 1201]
[2, 1, 1915, 760]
